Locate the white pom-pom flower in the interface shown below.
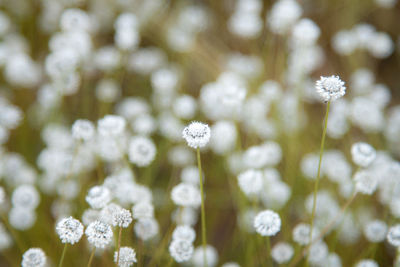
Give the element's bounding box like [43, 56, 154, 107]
[85, 220, 113, 248]
[182, 122, 211, 149]
[351, 142, 376, 168]
[56, 216, 84, 244]
[114, 247, 137, 267]
[86, 186, 112, 209]
[315, 75, 346, 102]
[128, 136, 156, 167]
[21, 248, 46, 267]
[387, 224, 400, 247]
[169, 239, 194, 263]
[254, 209, 281, 236]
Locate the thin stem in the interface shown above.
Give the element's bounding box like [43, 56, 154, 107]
[116, 226, 123, 266]
[87, 247, 96, 267]
[291, 191, 357, 267]
[58, 244, 68, 267]
[0, 213, 24, 253]
[306, 101, 331, 266]
[197, 147, 208, 267]
[266, 237, 272, 267]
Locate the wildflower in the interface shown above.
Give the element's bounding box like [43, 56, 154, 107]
[132, 202, 154, 219]
[354, 170, 377, 195]
[112, 208, 132, 228]
[56, 216, 84, 244]
[254, 209, 281, 236]
[97, 115, 126, 137]
[171, 183, 201, 208]
[169, 239, 194, 262]
[134, 218, 159, 241]
[128, 136, 156, 167]
[387, 224, 400, 247]
[355, 259, 379, 267]
[237, 169, 263, 197]
[315, 75, 346, 102]
[86, 186, 112, 209]
[351, 142, 376, 167]
[172, 225, 196, 243]
[72, 119, 95, 141]
[292, 223, 320, 245]
[182, 122, 211, 149]
[11, 184, 40, 210]
[21, 248, 46, 267]
[114, 247, 137, 267]
[85, 220, 113, 248]
[191, 245, 219, 267]
[364, 220, 387, 243]
[271, 242, 294, 264]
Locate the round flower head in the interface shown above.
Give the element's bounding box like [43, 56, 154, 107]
[134, 218, 159, 241]
[169, 239, 194, 263]
[172, 225, 196, 243]
[56, 216, 84, 244]
[221, 263, 240, 267]
[114, 247, 137, 267]
[355, 259, 378, 267]
[271, 242, 294, 264]
[182, 121, 211, 149]
[387, 224, 400, 247]
[85, 220, 113, 248]
[237, 169, 263, 197]
[11, 184, 40, 210]
[128, 136, 156, 167]
[254, 209, 281, 236]
[315, 75, 346, 102]
[86, 186, 112, 209]
[351, 142, 376, 168]
[364, 220, 387, 243]
[292, 223, 320, 245]
[354, 170, 377, 195]
[308, 241, 328, 265]
[99, 203, 122, 225]
[132, 202, 154, 219]
[72, 119, 95, 141]
[21, 248, 46, 267]
[192, 245, 218, 267]
[98, 115, 126, 137]
[112, 207, 132, 228]
[171, 183, 201, 208]
[9, 207, 36, 230]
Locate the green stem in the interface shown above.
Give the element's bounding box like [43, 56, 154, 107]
[306, 101, 331, 266]
[116, 226, 122, 266]
[87, 247, 96, 267]
[266, 237, 272, 266]
[58, 244, 68, 267]
[197, 148, 208, 267]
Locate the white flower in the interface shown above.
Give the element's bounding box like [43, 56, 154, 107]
[351, 142, 376, 168]
[171, 183, 201, 208]
[85, 220, 113, 248]
[271, 242, 294, 264]
[237, 169, 263, 197]
[114, 247, 137, 267]
[354, 170, 377, 195]
[172, 225, 196, 243]
[56, 216, 84, 244]
[387, 224, 400, 247]
[86, 186, 112, 209]
[72, 119, 95, 141]
[254, 210, 281, 236]
[169, 239, 194, 262]
[315, 75, 346, 102]
[182, 122, 211, 149]
[21, 248, 46, 267]
[128, 136, 156, 167]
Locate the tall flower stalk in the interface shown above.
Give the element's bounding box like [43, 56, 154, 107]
[306, 75, 346, 266]
[182, 121, 211, 267]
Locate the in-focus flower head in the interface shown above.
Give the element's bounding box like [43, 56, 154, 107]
[85, 220, 113, 248]
[112, 207, 133, 228]
[182, 121, 211, 149]
[21, 248, 46, 267]
[315, 75, 346, 102]
[114, 246, 137, 267]
[254, 209, 281, 236]
[56, 216, 84, 244]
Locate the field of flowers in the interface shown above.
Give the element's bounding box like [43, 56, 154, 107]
[0, 0, 400, 266]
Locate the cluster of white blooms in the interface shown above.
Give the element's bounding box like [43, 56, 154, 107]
[85, 220, 113, 248]
[169, 225, 196, 262]
[228, 0, 263, 38]
[9, 184, 40, 230]
[114, 247, 137, 267]
[56, 216, 84, 244]
[21, 248, 47, 267]
[332, 23, 394, 58]
[315, 75, 346, 103]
